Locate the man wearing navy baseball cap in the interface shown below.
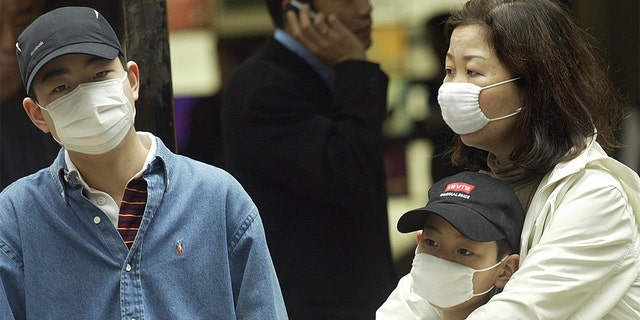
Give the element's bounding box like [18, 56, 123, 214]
[16, 6, 124, 95]
[377, 171, 525, 320]
[1, 6, 287, 319]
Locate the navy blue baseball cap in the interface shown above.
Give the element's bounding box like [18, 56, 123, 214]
[397, 171, 525, 252]
[16, 6, 124, 93]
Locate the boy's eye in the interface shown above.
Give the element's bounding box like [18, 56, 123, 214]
[424, 238, 439, 247]
[52, 84, 70, 93]
[457, 248, 474, 256]
[445, 68, 455, 76]
[95, 70, 109, 79]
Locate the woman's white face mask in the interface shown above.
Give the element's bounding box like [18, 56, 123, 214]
[438, 77, 521, 135]
[36, 73, 135, 154]
[410, 253, 506, 309]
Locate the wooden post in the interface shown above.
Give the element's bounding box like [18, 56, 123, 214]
[121, 0, 177, 152]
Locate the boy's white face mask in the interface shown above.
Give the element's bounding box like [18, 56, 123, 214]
[36, 73, 134, 154]
[438, 77, 521, 135]
[410, 253, 506, 308]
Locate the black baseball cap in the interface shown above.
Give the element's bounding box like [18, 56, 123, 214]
[16, 6, 124, 93]
[397, 171, 525, 252]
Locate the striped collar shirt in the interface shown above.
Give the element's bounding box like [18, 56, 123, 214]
[64, 132, 157, 228]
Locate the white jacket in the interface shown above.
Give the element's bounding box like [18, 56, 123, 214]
[469, 138, 640, 319]
[378, 138, 640, 320]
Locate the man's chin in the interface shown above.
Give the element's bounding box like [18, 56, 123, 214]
[361, 38, 372, 50]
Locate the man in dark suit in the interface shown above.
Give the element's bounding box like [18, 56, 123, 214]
[220, 0, 396, 319]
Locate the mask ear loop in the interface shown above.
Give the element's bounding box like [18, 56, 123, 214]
[33, 100, 64, 146]
[120, 72, 136, 120]
[480, 77, 521, 90]
[470, 255, 510, 297]
[480, 77, 523, 122]
[487, 107, 523, 122]
[35, 100, 46, 111]
[475, 255, 509, 273]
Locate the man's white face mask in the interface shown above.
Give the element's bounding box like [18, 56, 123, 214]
[36, 73, 134, 154]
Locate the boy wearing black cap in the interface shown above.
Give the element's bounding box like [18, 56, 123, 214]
[0, 6, 287, 319]
[376, 171, 525, 320]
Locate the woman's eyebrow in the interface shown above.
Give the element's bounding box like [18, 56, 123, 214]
[446, 52, 487, 61]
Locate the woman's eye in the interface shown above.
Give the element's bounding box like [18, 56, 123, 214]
[445, 68, 455, 76]
[467, 69, 479, 76]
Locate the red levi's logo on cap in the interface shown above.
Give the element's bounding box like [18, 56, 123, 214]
[444, 182, 475, 194]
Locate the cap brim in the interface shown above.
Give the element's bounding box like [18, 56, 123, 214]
[25, 43, 120, 93]
[397, 202, 506, 242]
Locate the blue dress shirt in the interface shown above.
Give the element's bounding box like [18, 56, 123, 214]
[274, 28, 335, 90]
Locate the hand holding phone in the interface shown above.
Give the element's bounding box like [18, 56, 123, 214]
[285, 0, 366, 65]
[287, 0, 317, 21]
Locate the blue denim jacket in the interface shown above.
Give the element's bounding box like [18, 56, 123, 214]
[0, 137, 288, 319]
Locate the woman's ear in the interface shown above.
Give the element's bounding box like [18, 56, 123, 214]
[495, 254, 520, 289]
[23, 97, 51, 133]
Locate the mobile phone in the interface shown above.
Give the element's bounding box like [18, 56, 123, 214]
[287, 0, 317, 20]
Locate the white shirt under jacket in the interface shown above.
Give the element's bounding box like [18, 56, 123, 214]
[377, 137, 640, 320]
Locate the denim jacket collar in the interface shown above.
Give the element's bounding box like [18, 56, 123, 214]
[48, 134, 172, 204]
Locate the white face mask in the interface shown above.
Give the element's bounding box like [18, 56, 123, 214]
[410, 253, 506, 309]
[438, 78, 521, 135]
[37, 73, 135, 155]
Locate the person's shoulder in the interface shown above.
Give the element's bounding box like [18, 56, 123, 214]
[166, 155, 256, 212]
[576, 147, 640, 195]
[172, 154, 235, 181]
[545, 139, 637, 190]
[0, 168, 60, 217]
[543, 158, 639, 221]
[228, 38, 314, 83]
[229, 50, 298, 84]
[549, 160, 625, 194]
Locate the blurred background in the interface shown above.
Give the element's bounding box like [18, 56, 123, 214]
[40, 0, 640, 270]
[166, 0, 639, 269]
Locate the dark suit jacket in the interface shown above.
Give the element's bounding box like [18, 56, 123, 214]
[221, 37, 396, 319]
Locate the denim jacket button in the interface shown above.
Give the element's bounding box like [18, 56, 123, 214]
[93, 216, 101, 224]
[126, 264, 132, 272]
